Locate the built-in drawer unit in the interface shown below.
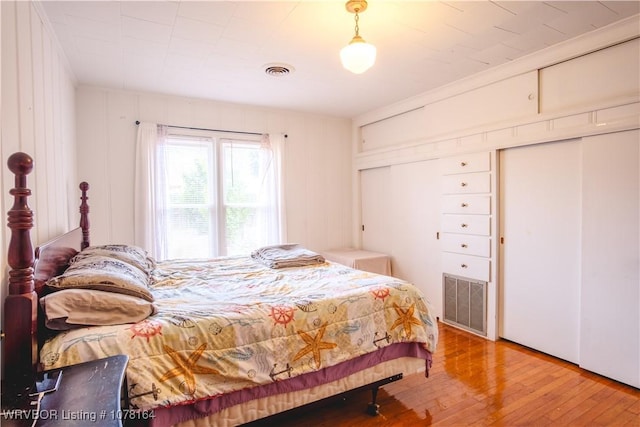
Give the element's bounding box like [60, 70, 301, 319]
[440, 152, 490, 175]
[440, 151, 494, 336]
[442, 252, 490, 282]
[441, 234, 491, 258]
[442, 194, 491, 215]
[442, 172, 491, 194]
[441, 214, 490, 236]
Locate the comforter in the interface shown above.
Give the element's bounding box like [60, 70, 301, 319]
[40, 256, 438, 412]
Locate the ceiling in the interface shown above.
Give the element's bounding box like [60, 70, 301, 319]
[39, 1, 640, 118]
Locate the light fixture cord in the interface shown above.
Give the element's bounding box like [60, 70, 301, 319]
[354, 9, 360, 37]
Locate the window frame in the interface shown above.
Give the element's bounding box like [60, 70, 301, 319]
[163, 129, 265, 258]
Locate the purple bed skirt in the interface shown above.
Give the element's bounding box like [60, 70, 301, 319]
[149, 342, 432, 426]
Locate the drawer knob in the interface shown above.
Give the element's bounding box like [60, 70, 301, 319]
[460, 162, 467, 167]
[461, 223, 468, 228]
[461, 203, 468, 207]
[460, 182, 468, 187]
[461, 244, 468, 248]
[461, 264, 468, 268]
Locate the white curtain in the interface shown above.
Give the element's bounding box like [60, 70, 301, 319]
[135, 126, 286, 259]
[261, 133, 287, 244]
[134, 122, 168, 259]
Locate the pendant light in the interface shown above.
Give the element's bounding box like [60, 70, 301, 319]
[340, 0, 376, 74]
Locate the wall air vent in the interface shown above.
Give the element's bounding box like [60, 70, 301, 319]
[443, 273, 487, 336]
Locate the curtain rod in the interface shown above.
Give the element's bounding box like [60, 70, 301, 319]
[135, 120, 263, 136]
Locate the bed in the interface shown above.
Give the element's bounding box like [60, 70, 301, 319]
[3, 151, 439, 426]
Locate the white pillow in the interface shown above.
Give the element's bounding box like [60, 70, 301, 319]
[41, 288, 157, 330]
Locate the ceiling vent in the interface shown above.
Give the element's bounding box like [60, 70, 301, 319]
[264, 63, 294, 77]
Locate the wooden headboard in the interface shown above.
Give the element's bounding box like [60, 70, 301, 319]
[3, 152, 90, 394]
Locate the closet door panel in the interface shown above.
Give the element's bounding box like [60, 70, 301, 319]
[499, 140, 581, 363]
[580, 130, 639, 388]
[390, 160, 442, 317]
[360, 167, 391, 253]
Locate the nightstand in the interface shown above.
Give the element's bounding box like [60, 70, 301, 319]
[322, 247, 392, 276]
[0, 355, 129, 427]
[33, 355, 129, 427]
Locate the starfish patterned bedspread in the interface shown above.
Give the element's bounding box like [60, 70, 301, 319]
[40, 256, 439, 412]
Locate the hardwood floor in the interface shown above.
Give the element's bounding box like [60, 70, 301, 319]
[247, 322, 639, 426]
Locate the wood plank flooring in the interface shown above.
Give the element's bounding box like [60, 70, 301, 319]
[246, 322, 639, 426]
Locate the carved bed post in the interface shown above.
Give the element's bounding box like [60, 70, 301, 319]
[79, 181, 90, 249]
[4, 152, 37, 394]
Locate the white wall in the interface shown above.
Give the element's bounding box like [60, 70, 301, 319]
[1, 0, 77, 369]
[1, 2, 78, 242]
[75, 87, 353, 253]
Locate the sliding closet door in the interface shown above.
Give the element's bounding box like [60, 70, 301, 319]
[389, 160, 442, 316]
[499, 139, 581, 363]
[360, 166, 391, 253]
[580, 129, 639, 388]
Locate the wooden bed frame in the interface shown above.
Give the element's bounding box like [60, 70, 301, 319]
[2, 151, 430, 426]
[3, 152, 90, 397]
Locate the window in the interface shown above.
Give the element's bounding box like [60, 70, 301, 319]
[157, 132, 280, 259]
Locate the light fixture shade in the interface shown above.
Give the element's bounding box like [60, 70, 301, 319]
[340, 36, 377, 74]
